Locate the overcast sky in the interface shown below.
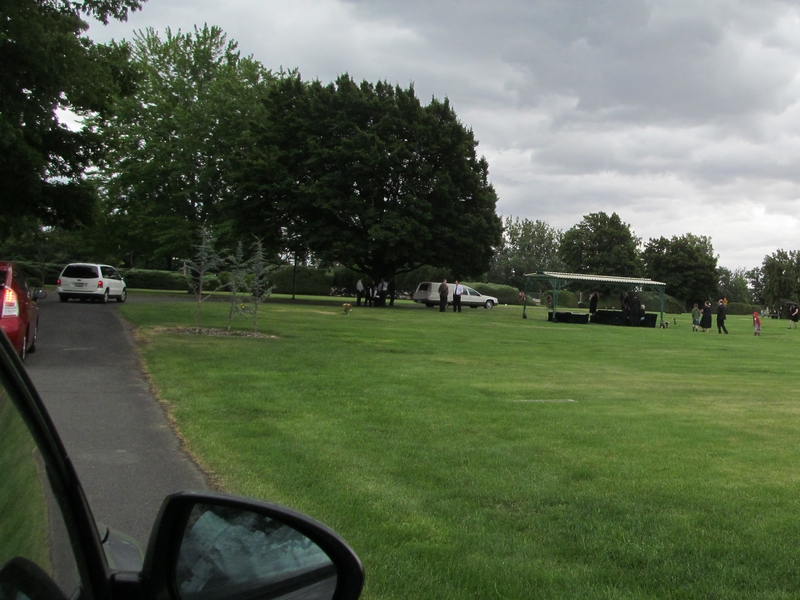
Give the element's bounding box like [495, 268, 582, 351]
[88, 0, 800, 270]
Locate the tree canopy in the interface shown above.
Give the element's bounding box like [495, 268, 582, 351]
[95, 25, 272, 268]
[238, 74, 502, 281]
[717, 266, 752, 304]
[489, 217, 562, 290]
[560, 212, 643, 277]
[643, 234, 718, 306]
[0, 0, 144, 236]
[760, 250, 800, 310]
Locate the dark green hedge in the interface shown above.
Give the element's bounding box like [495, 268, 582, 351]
[725, 302, 763, 316]
[13, 262, 64, 287]
[121, 269, 188, 290]
[468, 282, 521, 305]
[270, 266, 333, 296]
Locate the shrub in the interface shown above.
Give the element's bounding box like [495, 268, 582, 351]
[538, 289, 579, 309]
[638, 291, 684, 314]
[725, 302, 763, 316]
[270, 266, 332, 296]
[468, 282, 521, 305]
[13, 261, 63, 288]
[121, 269, 188, 291]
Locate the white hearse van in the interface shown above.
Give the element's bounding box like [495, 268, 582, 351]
[412, 282, 498, 309]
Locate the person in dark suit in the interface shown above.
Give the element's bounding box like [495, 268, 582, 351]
[716, 299, 728, 334]
[438, 280, 449, 312]
[589, 292, 599, 315]
[700, 301, 712, 331]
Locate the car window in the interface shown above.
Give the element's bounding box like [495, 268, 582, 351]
[0, 380, 82, 599]
[12, 272, 29, 297]
[103, 268, 122, 281]
[466, 287, 479, 296]
[0, 270, 6, 289]
[62, 266, 98, 279]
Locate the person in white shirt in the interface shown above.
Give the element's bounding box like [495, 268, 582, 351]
[453, 281, 465, 313]
[377, 278, 388, 307]
[356, 278, 364, 306]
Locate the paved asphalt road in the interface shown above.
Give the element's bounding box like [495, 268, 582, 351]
[24, 294, 208, 549]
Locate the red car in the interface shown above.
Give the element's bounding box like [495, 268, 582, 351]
[0, 261, 46, 359]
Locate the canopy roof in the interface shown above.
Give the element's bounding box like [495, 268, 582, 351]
[524, 271, 666, 287]
[522, 271, 666, 324]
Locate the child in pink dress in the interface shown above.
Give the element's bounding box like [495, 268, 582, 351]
[753, 311, 762, 336]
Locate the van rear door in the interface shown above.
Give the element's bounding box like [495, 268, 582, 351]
[413, 282, 432, 303]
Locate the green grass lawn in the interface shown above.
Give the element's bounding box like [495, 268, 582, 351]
[120, 298, 800, 599]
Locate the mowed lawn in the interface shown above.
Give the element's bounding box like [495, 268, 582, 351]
[120, 298, 800, 599]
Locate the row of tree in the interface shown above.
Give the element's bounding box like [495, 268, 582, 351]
[90, 25, 502, 284]
[2, 3, 796, 311]
[489, 212, 769, 309]
[4, 8, 502, 286]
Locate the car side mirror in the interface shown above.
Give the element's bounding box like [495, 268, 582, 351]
[0, 558, 70, 600]
[34, 289, 47, 300]
[138, 492, 364, 600]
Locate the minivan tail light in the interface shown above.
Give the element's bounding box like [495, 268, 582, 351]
[2, 288, 19, 317]
[57, 278, 61, 286]
[97, 281, 104, 289]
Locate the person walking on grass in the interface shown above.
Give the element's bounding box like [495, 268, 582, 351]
[691, 303, 701, 332]
[790, 304, 799, 329]
[717, 298, 729, 334]
[753, 311, 762, 336]
[700, 301, 712, 332]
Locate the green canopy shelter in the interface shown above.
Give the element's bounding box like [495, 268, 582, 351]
[523, 271, 667, 326]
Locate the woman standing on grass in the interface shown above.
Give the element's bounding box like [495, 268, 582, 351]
[700, 301, 712, 332]
[790, 304, 799, 329]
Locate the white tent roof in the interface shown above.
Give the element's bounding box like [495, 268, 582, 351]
[524, 271, 666, 287]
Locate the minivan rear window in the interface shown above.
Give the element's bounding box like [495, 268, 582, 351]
[0, 270, 6, 288]
[62, 265, 99, 279]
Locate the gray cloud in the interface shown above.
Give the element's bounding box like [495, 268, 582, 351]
[89, 0, 800, 269]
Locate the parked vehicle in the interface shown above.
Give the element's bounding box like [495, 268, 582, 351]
[0, 261, 46, 359]
[58, 263, 127, 303]
[0, 330, 364, 600]
[412, 282, 498, 309]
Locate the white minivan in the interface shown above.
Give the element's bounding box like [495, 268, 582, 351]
[57, 263, 127, 303]
[412, 282, 498, 309]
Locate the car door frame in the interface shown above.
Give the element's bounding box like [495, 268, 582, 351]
[0, 332, 113, 600]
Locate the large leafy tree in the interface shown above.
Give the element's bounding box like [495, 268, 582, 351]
[0, 0, 143, 236]
[243, 74, 502, 282]
[95, 25, 272, 268]
[228, 71, 307, 261]
[717, 266, 752, 304]
[747, 266, 765, 305]
[760, 249, 800, 311]
[488, 217, 562, 290]
[560, 212, 642, 277]
[642, 234, 718, 306]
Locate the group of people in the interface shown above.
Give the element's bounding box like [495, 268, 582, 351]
[691, 299, 729, 334]
[355, 278, 392, 307]
[620, 292, 646, 326]
[438, 279, 466, 312]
